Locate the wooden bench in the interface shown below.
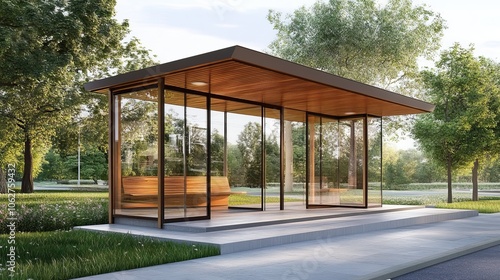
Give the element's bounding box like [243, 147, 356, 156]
[121, 176, 231, 209]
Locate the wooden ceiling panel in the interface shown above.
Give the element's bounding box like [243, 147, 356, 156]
[86, 46, 433, 118]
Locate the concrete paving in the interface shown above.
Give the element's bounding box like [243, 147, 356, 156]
[394, 244, 500, 280]
[75, 210, 500, 280]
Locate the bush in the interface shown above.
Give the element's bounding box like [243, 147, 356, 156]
[0, 192, 108, 233]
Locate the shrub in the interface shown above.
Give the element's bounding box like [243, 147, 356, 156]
[0, 192, 108, 233]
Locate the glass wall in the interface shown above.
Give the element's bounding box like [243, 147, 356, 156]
[264, 108, 281, 210]
[308, 115, 342, 206]
[308, 115, 369, 207]
[367, 117, 382, 207]
[110, 83, 384, 225]
[338, 118, 365, 206]
[225, 101, 263, 209]
[283, 109, 307, 209]
[114, 88, 159, 218]
[163, 91, 209, 220]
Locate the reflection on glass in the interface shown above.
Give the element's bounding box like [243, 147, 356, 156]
[264, 108, 281, 210]
[226, 102, 262, 209]
[163, 91, 209, 220]
[283, 109, 307, 208]
[368, 117, 382, 206]
[185, 94, 208, 218]
[339, 118, 364, 206]
[308, 116, 366, 207]
[115, 89, 159, 218]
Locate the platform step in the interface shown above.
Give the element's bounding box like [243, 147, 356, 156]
[77, 207, 478, 255]
[212, 208, 478, 254]
[164, 205, 423, 233]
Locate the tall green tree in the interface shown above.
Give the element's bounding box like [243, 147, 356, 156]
[267, 0, 445, 88]
[412, 44, 500, 202]
[0, 0, 150, 192]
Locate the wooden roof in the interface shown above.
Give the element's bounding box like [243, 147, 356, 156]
[84, 45, 434, 117]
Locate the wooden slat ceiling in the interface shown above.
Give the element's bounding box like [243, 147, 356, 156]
[165, 60, 427, 117]
[85, 46, 434, 119]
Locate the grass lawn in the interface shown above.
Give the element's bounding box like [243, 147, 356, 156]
[229, 193, 301, 205]
[0, 191, 108, 233]
[434, 197, 500, 213]
[0, 230, 219, 280]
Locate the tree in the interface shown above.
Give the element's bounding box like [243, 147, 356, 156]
[237, 122, 263, 187]
[412, 44, 500, 202]
[267, 0, 445, 88]
[0, 0, 154, 192]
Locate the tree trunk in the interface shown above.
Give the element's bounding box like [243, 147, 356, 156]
[472, 159, 479, 201]
[21, 136, 34, 193]
[0, 167, 7, 193]
[447, 157, 453, 203]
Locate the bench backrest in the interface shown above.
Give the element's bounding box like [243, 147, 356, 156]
[121, 176, 230, 196]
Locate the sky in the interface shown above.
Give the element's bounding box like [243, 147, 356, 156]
[115, 0, 500, 63]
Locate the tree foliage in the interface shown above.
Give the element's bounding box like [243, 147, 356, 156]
[0, 0, 155, 192]
[412, 44, 500, 202]
[267, 0, 445, 88]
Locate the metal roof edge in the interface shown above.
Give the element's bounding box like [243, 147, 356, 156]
[83, 46, 239, 92]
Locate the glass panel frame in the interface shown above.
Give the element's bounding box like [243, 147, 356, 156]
[225, 101, 264, 210]
[113, 87, 160, 219]
[307, 114, 371, 208]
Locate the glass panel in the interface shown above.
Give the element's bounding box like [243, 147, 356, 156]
[185, 94, 208, 217]
[164, 90, 186, 220]
[210, 100, 231, 212]
[264, 108, 281, 210]
[307, 115, 321, 205]
[339, 118, 365, 206]
[114, 88, 159, 218]
[367, 117, 382, 207]
[283, 109, 306, 209]
[319, 118, 340, 205]
[226, 101, 263, 209]
[210, 108, 225, 177]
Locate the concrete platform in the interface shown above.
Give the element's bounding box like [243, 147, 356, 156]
[77, 206, 477, 255]
[75, 208, 500, 280]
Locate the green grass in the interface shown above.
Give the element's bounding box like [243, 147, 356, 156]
[0, 230, 219, 280]
[229, 193, 301, 206]
[0, 191, 108, 233]
[435, 197, 500, 213]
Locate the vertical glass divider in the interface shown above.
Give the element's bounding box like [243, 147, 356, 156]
[183, 91, 188, 217]
[223, 111, 228, 177]
[305, 113, 310, 209]
[363, 116, 369, 208]
[261, 106, 265, 211]
[280, 108, 284, 210]
[206, 87, 212, 218]
[108, 89, 114, 224]
[158, 79, 165, 228]
[380, 118, 383, 204]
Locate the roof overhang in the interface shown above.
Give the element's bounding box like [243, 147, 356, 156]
[84, 45, 434, 117]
